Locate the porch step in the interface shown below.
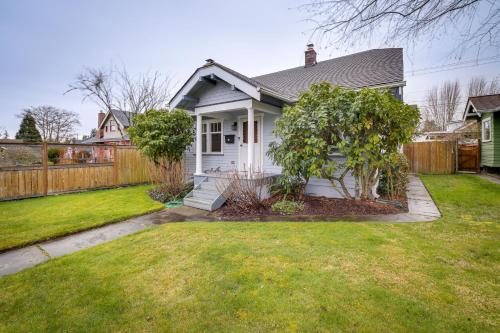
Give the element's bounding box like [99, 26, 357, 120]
[183, 196, 213, 211]
[193, 189, 220, 200]
[183, 177, 229, 211]
[199, 181, 218, 191]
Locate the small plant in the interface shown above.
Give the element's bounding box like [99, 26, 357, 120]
[270, 175, 306, 200]
[148, 181, 194, 203]
[377, 153, 409, 200]
[271, 200, 305, 215]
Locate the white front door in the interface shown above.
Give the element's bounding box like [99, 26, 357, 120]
[238, 115, 263, 172]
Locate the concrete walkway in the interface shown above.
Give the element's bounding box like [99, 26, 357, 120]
[0, 175, 439, 278]
[477, 173, 500, 185]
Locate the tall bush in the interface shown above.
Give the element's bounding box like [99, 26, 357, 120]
[128, 109, 194, 200]
[268, 82, 419, 200]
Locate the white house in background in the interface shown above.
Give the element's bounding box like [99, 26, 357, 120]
[83, 109, 134, 145]
[170, 45, 406, 210]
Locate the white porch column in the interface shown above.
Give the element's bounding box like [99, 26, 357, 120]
[247, 107, 254, 173]
[195, 114, 203, 175]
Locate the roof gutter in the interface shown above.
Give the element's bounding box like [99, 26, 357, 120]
[256, 86, 296, 104]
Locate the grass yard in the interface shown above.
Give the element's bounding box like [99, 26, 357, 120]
[0, 175, 499, 332]
[0, 185, 163, 251]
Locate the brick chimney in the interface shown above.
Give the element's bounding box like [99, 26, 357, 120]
[98, 111, 105, 138]
[304, 43, 317, 67]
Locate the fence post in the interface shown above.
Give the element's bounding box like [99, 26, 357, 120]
[42, 142, 48, 196]
[113, 145, 118, 186]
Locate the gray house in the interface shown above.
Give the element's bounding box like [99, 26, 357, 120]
[170, 45, 405, 210]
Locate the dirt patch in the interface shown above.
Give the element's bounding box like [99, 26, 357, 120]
[210, 195, 407, 221]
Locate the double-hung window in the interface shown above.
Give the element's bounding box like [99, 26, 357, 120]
[201, 120, 223, 154]
[482, 118, 492, 142]
[110, 120, 116, 132]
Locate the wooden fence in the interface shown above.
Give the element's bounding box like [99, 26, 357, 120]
[403, 141, 456, 174]
[0, 143, 155, 201]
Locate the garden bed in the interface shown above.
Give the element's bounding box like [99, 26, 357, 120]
[210, 195, 407, 221]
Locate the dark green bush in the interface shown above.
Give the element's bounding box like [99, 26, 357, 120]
[271, 200, 305, 215]
[47, 147, 64, 164]
[377, 153, 409, 200]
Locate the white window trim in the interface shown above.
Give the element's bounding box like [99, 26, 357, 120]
[482, 118, 492, 142]
[109, 120, 117, 132]
[202, 119, 224, 155]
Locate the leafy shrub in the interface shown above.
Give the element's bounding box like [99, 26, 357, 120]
[271, 200, 305, 215]
[377, 153, 409, 200]
[270, 175, 306, 199]
[47, 147, 64, 164]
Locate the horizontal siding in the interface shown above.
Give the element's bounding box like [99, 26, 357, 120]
[185, 116, 240, 174]
[305, 157, 356, 198]
[195, 81, 250, 107]
[481, 113, 500, 167]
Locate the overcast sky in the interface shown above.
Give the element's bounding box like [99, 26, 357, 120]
[1, 0, 499, 137]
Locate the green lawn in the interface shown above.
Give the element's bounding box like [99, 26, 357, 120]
[0, 185, 163, 251]
[0, 175, 499, 332]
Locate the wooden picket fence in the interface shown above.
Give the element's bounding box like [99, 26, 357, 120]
[403, 141, 456, 174]
[0, 143, 156, 201]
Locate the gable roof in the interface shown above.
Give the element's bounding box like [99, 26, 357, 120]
[469, 94, 500, 113]
[252, 48, 404, 99]
[170, 48, 405, 110]
[99, 109, 134, 129]
[463, 94, 500, 119]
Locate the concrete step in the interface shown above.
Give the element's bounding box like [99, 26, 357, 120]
[183, 196, 213, 211]
[193, 189, 220, 200]
[199, 181, 218, 191]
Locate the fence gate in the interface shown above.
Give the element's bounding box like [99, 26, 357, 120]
[457, 143, 480, 172]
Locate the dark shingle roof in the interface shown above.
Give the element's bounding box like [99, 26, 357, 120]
[111, 110, 134, 127]
[170, 48, 404, 107]
[469, 94, 500, 112]
[251, 48, 404, 100]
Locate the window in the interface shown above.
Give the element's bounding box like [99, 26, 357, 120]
[242, 121, 258, 144]
[201, 120, 223, 154]
[210, 122, 222, 152]
[110, 120, 116, 132]
[482, 118, 492, 142]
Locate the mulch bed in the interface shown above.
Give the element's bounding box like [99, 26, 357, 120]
[210, 195, 407, 221]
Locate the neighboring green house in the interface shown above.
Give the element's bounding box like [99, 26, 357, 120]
[464, 94, 500, 168]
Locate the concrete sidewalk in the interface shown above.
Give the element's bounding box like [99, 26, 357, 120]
[0, 175, 439, 278]
[0, 206, 208, 277]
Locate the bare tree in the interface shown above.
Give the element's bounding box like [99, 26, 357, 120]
[467, 76, 500, 96]
[425, 80, 462, 130]
[67, 66, 172, 123]
[18, 106, 80, 142]
[300, 0, 500, 55]
[66, 68, 115, 113]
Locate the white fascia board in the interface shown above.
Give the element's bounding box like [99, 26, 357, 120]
[170, 66, 261, 109]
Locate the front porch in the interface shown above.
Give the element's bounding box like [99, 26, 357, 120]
[182, 99, 282, 211]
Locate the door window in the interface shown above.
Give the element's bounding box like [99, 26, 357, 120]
[242, 121, 258, 144]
